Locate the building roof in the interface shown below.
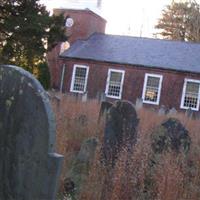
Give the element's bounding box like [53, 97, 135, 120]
[60, 33, 200, 73]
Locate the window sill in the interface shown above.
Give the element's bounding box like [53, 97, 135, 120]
[106, 94, 121, 100]
[70, 90, 85, 94]
[143, 100, 159, 105]
[180, 106, 199, 111]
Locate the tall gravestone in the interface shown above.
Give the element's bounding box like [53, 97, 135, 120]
[0, 65, 63, 200]
[100, 101, 139, 200]
[102, 100, 139, 166]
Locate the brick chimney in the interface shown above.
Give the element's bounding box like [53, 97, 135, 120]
[47, 8, 106, 89]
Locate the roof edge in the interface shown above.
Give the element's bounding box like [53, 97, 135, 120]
[59, 56, 200, 75]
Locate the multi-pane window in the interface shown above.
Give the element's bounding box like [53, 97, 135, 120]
[70, 65, 89, 93]
[105, 69, 125, 99]
[181, 79, 200, 111]
[142, 73, 163, 105]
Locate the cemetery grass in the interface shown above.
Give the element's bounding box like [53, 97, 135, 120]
[51, 92, 200, 200]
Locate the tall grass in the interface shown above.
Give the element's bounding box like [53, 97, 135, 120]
[51, 92, 200, 200]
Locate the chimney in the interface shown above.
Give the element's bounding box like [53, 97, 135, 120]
[47, 8, 106, 89]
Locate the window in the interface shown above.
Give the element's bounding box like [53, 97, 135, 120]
[142, 73, 163, 105]
[105, 69, 125, 99]
[180, 79, 200, 111]
[70, 65, 89, 93]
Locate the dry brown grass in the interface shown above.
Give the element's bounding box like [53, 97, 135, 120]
[51, 93, 200, 200]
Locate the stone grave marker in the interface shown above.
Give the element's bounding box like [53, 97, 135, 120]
[0, 65, 63, 200]
[145, 118, 191, 199]
[135, 98, 143, 110]
[81, 92, 88, 102]
[98, 101, 113, 122]
[102, 100, 139, 166]
[64, 137, 98, 197]
[185, 108, 194, 119]
[151, 118, 191, 153]
[158, 105, 166, 116]
[96, 92, 106, 102]
[168, 107, 177, 115]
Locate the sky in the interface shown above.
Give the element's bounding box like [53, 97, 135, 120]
[39, 0, 199, 38]
[101, 0, 171, 37]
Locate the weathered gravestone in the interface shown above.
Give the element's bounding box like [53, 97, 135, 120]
[168, 107, 177, 115]
[185, 108, 194, 119]
[143, 118, 191, 199]
[158, 105, 166, 116]
[102, 100, 139, 166]
[0, 65, 63, 200]
[64, 137, 98, 197]
[151, 118, 191, 153]
[135, 98, 143, 110]
[98, 101, 113, 122]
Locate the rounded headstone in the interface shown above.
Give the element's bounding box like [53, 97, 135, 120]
[0, 65, 63, 200]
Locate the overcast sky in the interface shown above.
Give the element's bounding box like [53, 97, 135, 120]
[40, 0, 199, 38]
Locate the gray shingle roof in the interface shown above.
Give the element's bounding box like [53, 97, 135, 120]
[60, 33, 200, 73]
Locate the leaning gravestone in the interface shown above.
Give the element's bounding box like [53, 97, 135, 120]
[102, 100, 139, 166]
[0, 65, 63, 200]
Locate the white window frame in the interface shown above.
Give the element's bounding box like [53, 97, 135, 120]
[105, 69, 125, 99]
[180, 78, 200, 111]
[70, 64, 89, 93]
[142, 73, 163, 105]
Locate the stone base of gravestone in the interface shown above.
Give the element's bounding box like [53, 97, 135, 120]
[151, 118, 191, 154]
[102, 100, 139, 166]
[0, 65, 63, 200]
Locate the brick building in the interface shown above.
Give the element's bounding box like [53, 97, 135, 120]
[48, 8, 200, 112]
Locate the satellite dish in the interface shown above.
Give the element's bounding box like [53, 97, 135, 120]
[65, 18, 74, 27]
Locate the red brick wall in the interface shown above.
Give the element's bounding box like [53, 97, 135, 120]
[47, 43, 63, 89]
[54, 9, 106, 44]
[47, 9, 106, 88]
[58, 58, 200, 111]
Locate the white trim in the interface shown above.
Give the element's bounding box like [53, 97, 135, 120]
[60, 64, 66, 92]
[180, 78, 200, 111]
[142, 73, 163, 105]
[70, 64, 89, 93]
[105, 68, 125, 99]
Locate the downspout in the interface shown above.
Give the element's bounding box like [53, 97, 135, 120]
[60, 64, 66, 93]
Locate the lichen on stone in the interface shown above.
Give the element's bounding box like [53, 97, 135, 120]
[6, 99, 12, 108]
